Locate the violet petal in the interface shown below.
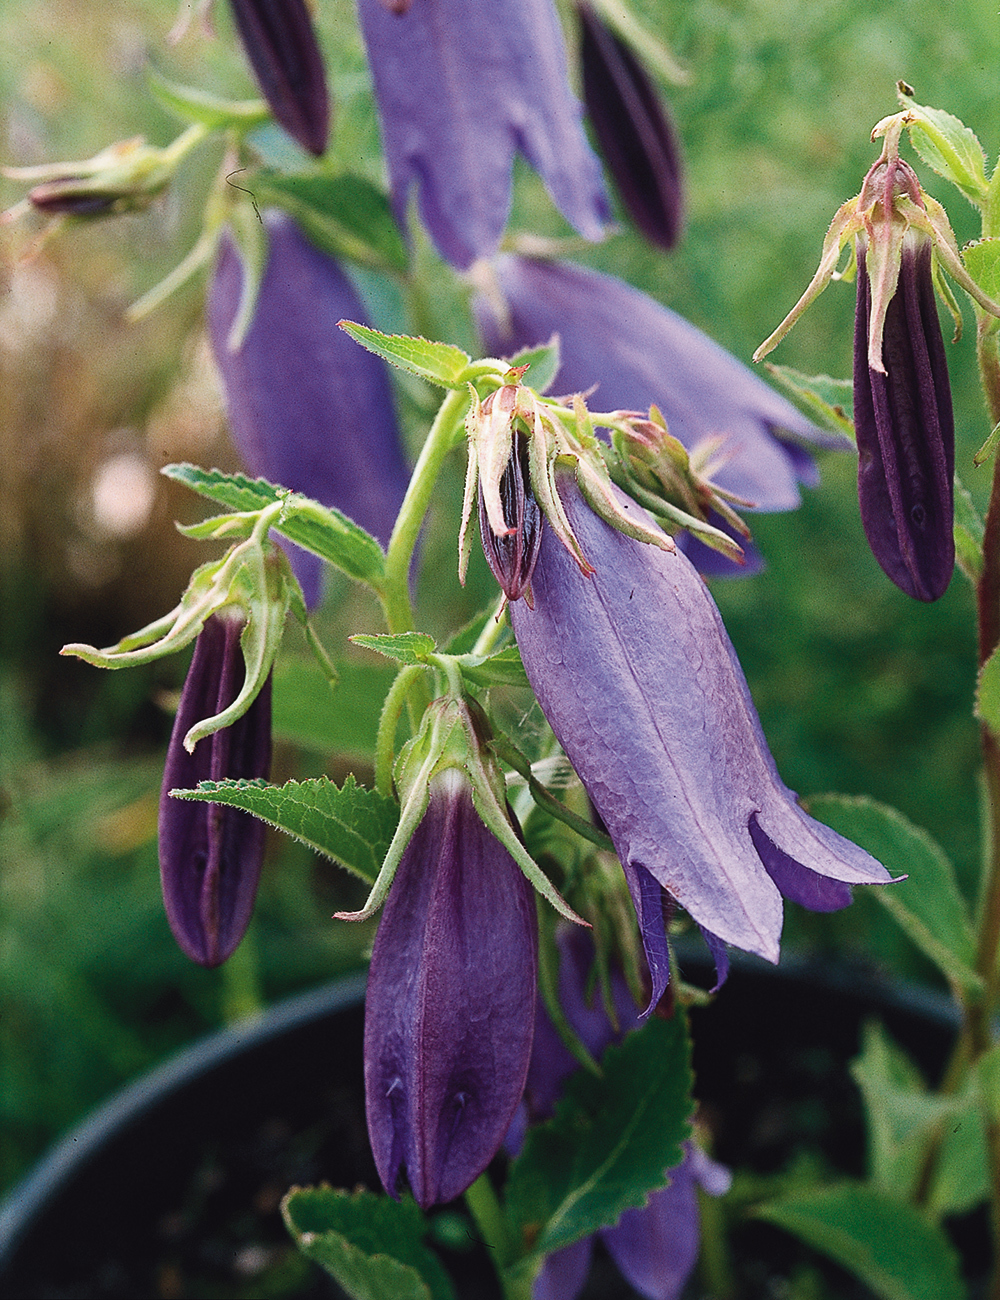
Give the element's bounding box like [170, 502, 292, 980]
[854, 234, 955, 601]
[208, 211, 409, 607]
[509, 476, 892, 965]
[355, 0, 610, 269]
[228, 0, 330, 155]
[364, 773, 538, 1208]
[599, 1152, 700, 1300]
[620, 861, 671, 1013]
[533, 1237, 594, 1300]
[159, 613, 273, 967]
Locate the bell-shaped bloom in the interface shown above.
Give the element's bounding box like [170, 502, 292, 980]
[227, 0, 330, 155]
[355, 0, 610, 270]
[208, 210, 410, 607]
[159, 612, 273, 967]
[513, 929, 730, 1300]
[475, 256, 843, 573]
[509, 475, 892, 995]
[854, 230, 954, 601]
[578, 3, 684, 250]
[364, 770, 538, 1209]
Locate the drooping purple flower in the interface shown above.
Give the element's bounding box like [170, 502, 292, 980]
[475, 256, 845, 574]
[364, 770, 538, 1209]
[513, 928, 730, 1300]
[355, 0, 610, 270]
[208, 210, 409, 607]
[159, 612, 273, 967]
[509, 474, 892, 992]
[578, 3, 684, 250]
[227, 0, 330, 155]
[854, 230, 954, 601]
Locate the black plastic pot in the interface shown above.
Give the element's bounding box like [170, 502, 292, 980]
[0, 956, 980, 1299]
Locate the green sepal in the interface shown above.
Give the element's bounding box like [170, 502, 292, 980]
[954, 474, 984, 581]
[282, 1186, 454, 1300]
[896, 84, 989, 206]
[147, 68, 271, 132]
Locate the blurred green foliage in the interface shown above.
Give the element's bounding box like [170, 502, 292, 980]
[0, 0, 996, 1198]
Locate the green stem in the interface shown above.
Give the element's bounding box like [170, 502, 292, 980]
[374, 664, 426, 798]
[464, 1174, 533, 1300]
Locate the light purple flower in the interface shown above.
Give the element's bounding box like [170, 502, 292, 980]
[475, 256, 845, 573]
[227, 0, 330, 155]
[208, 210, 409, 607]
[515, 928, 730, 1300]
[509, 474, 893, 998]
[355, 0, 610, 269]
[159, 612, 273, 967]
[854, 229, 954, 601]
[578, 3, 684, 250]
[364, 771, 538, 1209]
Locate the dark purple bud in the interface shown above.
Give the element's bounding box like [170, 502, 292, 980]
[475, 257, 845, 575]
[578, 4, 683, 250]
[478, 433, 543, 602]
[355, 0, 610, 269]
[28, 180, 126, 217]
[853, 232, 955, 601]
[207, 211, 409, 607]
[364, 772, 538, 1208]
[228, 0, 330, 155]
[509, 475, 893, 972]
[159, 612, 273, 967]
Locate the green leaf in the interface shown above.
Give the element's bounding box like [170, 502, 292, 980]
[506, 1013, 693, 1258]
[756, 1182, 965, 1300]
[504, 338, 561, 395]
[458, 645, 530, 689]
[763, 364, 855, 439]
[963, 238, 1000, 305]
[272, 656, 394, 757]
[147, 68, 271, 130]
[954, 474, 984, 578]
[282, 1186, 454, 1300]
[171, 775, 398, 883]
[253, 170, 409, 274]
[897, 88, 989, 205]
[806, 795, 980, 995]
[339, 323, 472, 389]
[350, 632, 438, 665]
[977, 646, 1000, 739]
[161, 464, 386, 587]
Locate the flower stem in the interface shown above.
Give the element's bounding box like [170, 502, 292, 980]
[464, 1174, 532, 1300]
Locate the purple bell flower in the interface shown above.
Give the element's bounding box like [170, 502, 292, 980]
[578, 3, 684, 250]
[159, 612, 273, 967]
[475, 256, 845, 574]
[208, 210, 410, 607]
[854, 230, 955, 601]
[355, 0, 610, 269]
[509, 475, 893, 999]
[364, 771, 538, 1209]
[514, 929, 730, 1300]
[227, 0, 330, 156]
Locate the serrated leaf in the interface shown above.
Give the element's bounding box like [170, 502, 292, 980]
[757, 1183, 964, 1300]
[253, 170, 408, 274]
[350, 632, 437, 665]
[506, 1013, 693, 1257]
[161, 464, 386, 586]
[963, 238, 1000, 305]
[339, 322, 472, 389]
[171, 775, 398, 883]
[976, 645, 1000, 739]
[763, 364, 855, 439]
[806, 795, 980, 995]
[898, 90, 988, 204]
[282, 1186, 454, 1300]
[459, 645, 530, 689]
[954, 474, 984, 579]
[147, 68, 270, 130]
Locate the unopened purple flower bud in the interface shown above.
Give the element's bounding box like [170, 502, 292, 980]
[854, 230, 954, 601]
[208, 211, 409, 607]
[478, 432, 543, 602]
[228, 0, 330, 155]
[159, 612, 273, 967]
[355, 0, 609, 269]
[27, 180, 126, 217]
[578, 4, 683, 250]
[510, 476, 892, 980]
[364, 771, 538, 1208]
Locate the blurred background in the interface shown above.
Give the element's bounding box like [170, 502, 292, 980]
[0, 0, 994, 1201]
